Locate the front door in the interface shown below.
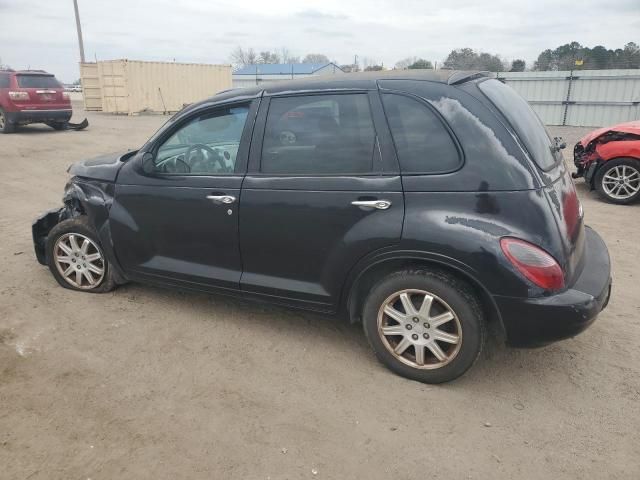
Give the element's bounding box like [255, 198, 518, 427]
[111, 101, 257, 292]
[239, 92, 404, 310]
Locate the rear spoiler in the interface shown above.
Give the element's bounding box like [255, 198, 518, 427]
[447, 71, 490, 85]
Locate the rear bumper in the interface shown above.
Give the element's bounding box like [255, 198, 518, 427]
[32, 208, 64, 265]
[6, 108, 72, 124]
[495, 226, 611, 347]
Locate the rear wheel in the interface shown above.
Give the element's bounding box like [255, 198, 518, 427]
[595, 158, 640, 204]
[362, 270, 484, 384]
[0, 108, 16, 133]
[45, 216, 116, 293]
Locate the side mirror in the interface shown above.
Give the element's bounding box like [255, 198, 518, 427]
[141, 151, 155, 174]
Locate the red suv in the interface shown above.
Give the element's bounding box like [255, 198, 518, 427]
[0, 69, 72, 133]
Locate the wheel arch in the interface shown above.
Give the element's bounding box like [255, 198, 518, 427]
[342, 252, 505, 336]
[60, 179, 127, 283]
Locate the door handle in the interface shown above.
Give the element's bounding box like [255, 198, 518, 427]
[206, 195, 236, 204]
[351, 200, 392, 210]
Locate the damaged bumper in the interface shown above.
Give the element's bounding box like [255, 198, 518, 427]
[6, 109, 72, 125]
[32, 207, 64, 264]
[67, 118, 89, 131]
[494, 226, 611, 347]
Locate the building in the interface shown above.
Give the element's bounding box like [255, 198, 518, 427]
[232, 63, 345, 88]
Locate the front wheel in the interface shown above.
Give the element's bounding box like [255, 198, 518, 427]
[595, 158, 640, 204]
[45, 216, 116, 293]
[362, 270, 484, 384]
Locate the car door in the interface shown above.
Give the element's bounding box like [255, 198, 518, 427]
[239, 91, 404, 311]
[111, 100, 258, 292]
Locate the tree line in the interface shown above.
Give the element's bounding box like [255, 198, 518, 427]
[230, 47, 330, 66]
[534, 42, 639, 70]
[231, 42, 640, 72]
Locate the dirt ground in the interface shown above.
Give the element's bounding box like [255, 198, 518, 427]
[1, 103, 639, 479]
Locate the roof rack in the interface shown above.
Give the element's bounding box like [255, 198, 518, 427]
[18, 69, 51, 75]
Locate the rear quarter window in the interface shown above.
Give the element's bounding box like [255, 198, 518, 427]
[382, 93, 461, 174]
[16, 75, 61, 88]
[478, 79, 558, 171]
[0, 74, 10, 88]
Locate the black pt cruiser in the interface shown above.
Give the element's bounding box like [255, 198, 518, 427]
[33, 71, 612, 383]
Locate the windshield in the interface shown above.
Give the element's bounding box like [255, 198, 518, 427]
[16, 75, 61, 88]
[479, 79, 559, 171]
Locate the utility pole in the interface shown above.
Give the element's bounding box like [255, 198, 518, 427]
[73, 0, 86, 63]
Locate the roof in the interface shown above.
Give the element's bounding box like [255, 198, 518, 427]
[233, 69, 486, 88]
[182, 70, 488, 117]
[233, 63, 343, 76]
[13, 70, 53, 76]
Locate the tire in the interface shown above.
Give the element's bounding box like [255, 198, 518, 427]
[45, 216, 117, 293]
[47, 122, 68, 131]
[0, 108, 16, 134]
[362, 269, 485, 384]
[595, 158, 640, 205]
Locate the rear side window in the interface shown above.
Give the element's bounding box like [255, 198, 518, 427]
[0, 74, 9, 88]
[382, 93, 461, 174]
[478, 79, 558, 170]
[16, 75, 61, 88]
[261, 94, 376, 175]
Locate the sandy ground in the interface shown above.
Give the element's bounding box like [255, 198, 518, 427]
[1, 103, 639, 479]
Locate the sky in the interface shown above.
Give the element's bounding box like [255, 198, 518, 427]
[0, 0, 638, 83]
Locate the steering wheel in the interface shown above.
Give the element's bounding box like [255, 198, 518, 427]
[172, 156, 191, 173]
[185, 143, 226, 173]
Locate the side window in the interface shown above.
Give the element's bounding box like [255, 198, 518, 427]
[153, 105, 249, 175]
[0, 74, 10, 88]
[261, 94, 376, 175]
[382, 93, 461, 174]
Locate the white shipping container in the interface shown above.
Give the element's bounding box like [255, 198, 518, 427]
[79, 62, 102, 111]
[82, 59, 232, 115]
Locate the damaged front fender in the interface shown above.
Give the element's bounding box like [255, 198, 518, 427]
[32, 207, 68, 264]
[32, 178, 127, 284]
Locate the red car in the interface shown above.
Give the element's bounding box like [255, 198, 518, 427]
[573, 121, 640, 204]
[0, 69, 72, 133]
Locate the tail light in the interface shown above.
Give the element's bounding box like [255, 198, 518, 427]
[500, 237, 564, 291]
[8, 91, 29, 100]
[63, 92, 70, 100]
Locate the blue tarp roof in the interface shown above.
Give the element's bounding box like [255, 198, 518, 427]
[233, 63, 341, 75]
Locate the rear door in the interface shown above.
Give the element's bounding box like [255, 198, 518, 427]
[239, 91, 404, 311]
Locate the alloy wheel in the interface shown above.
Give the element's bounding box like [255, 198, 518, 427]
[377, 289, 463, 369]
[602, 165, 640, 200]
[0, 111, 5, 130]
[53, 233, 105, 289]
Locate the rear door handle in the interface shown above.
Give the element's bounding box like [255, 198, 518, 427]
[206, 195, 236, 204]
[351, 200, 392, 210]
